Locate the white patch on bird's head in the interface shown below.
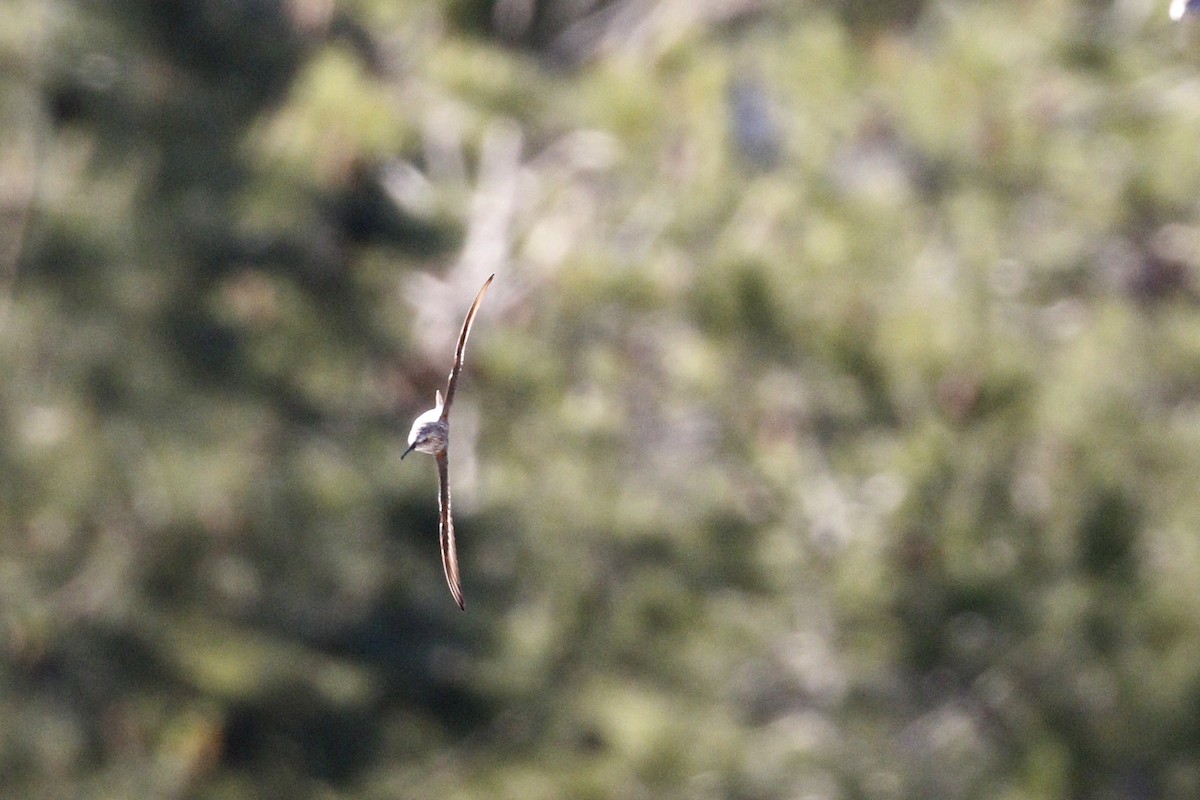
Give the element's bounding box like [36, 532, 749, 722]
[1172, 0, 1199, 20]
[407, 405, 442, 445]
[401, 391, 448, 459]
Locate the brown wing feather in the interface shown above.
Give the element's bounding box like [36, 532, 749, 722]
[440, 274, 494, 422]
[436, 451, 465, 610]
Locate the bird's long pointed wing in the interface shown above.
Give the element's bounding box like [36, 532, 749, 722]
[440, 274, 494, 422]
[437, 451, 465, 610]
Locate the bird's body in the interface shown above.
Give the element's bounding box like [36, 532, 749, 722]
[402, 274, 494, 610]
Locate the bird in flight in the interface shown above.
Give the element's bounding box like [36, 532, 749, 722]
[402, 274, 494, 610]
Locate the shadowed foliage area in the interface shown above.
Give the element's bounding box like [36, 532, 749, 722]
[4, 1, 1200, 798]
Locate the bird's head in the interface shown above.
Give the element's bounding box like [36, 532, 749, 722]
[402, 392, 446, 458]
[1172, 0, 1200, 20]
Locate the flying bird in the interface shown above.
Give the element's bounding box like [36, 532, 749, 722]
[402, 274, 494, 610]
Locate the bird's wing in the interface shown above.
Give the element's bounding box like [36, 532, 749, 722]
[437, 450, 465, 610]
[440, 274, 494, 421]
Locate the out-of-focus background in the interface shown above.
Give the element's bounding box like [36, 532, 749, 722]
[4, 1, 1200, 798]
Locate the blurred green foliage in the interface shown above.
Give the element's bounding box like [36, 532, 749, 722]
[4, 0, 1200, 798]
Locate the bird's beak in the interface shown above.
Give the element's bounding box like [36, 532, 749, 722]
[401, 442, 417, 460]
